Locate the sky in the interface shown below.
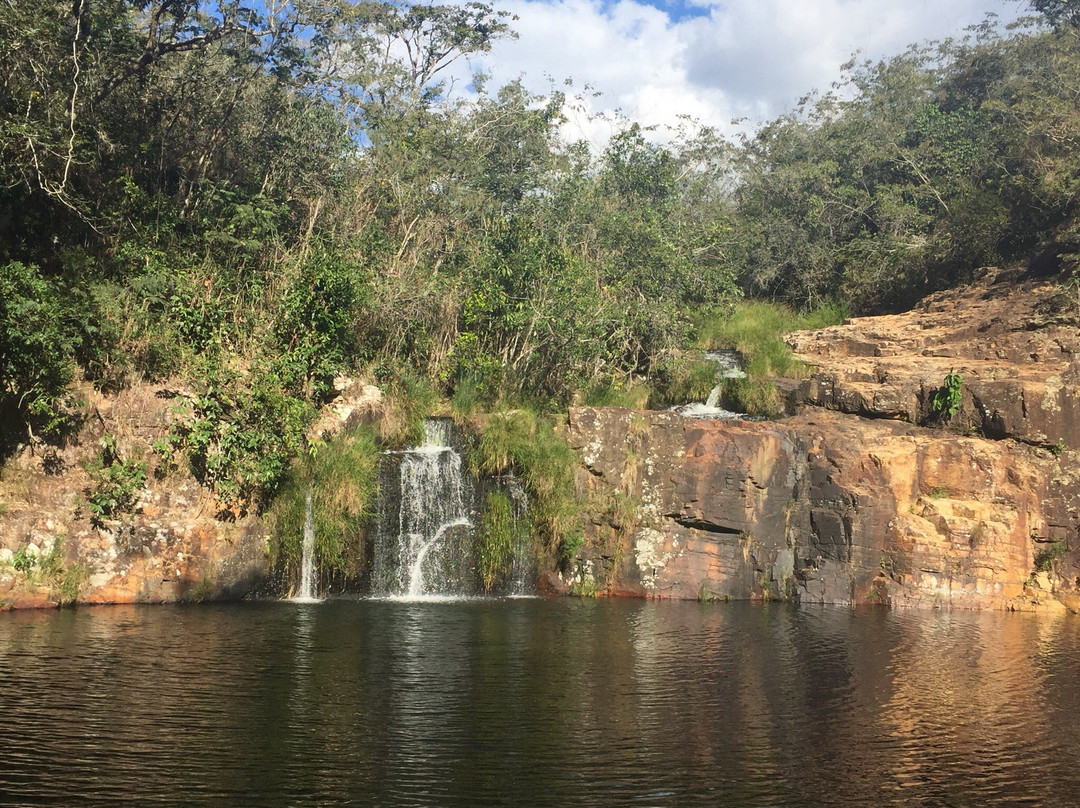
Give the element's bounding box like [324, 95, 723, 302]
[457, 0, 1028, 145]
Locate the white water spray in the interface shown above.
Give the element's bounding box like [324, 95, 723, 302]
[676, 350, 747, 418]
[374, 420, 474, 598]
[406, 516, 472, 598]
[293, 484, 321, 603]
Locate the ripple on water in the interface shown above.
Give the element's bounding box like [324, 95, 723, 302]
[1, 602, 1080, 807]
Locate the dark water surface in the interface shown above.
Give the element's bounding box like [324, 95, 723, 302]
[3, 599, 1080, 807]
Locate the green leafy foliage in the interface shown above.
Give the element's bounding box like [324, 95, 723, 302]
[477, 490, 529, 591]
[931, 370, 963, 421]
[171, 366, 314, 515]
[0, 262, 85, 445]
[271, 247, 370, 401]
[5, 538, 89, 605]
[87, 459, 147, 523]
[1035, 540, 1068, 571]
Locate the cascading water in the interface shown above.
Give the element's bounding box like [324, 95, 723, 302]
[292, 483, 321, 603]
[372, 420, 477, 599]
[504, 475, 533, 596]
[371, 419, 535, 599]
[675, 349, 747, 418]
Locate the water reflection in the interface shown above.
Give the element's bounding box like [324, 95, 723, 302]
[2, 602, 1080, 806]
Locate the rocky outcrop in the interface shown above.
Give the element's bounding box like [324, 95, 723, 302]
[560, 269, 1080, 611]
[786, 268, 1080, 450]
[0, 384, 268, 609]
[0, 375, 383, 609]
[562, 405, 1076, 610]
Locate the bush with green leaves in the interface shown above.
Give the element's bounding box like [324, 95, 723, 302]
[931, 370, 963, 421]
[172, 364, 315, 514]
[0, 261, 81, 442]
[271, 247, 370, 401]
[87, 458, 148, 524]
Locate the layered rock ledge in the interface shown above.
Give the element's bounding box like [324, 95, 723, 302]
[559, 269, 1080, 610]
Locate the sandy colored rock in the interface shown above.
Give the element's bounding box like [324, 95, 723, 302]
[561, 269, 1080, 609]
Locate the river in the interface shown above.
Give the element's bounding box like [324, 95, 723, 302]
[2, 599, 1079, 806]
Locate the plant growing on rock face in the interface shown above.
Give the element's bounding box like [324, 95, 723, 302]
[931, 369, 963, 421]
[269, 426, 380, 578]
[86, 435, 147, 524]
[477, 490, 530, 591]
[470, 409, 584, 563]
[1034, 540, 1067, 572]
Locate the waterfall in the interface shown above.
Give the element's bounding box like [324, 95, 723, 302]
[505, 475, 533, 597]
[676, 350, 747, 418]
[372, 420, 477, 599]
[370, 419, 537, 599]
[292, 483, 321, 603]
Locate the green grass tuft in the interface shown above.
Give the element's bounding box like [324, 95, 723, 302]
[270, 425, 381, 578]
[470, 409, 583, 561]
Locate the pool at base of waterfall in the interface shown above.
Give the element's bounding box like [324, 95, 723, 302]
[4, 599, 1080, 808]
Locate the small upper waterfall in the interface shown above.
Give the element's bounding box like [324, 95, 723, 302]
[675, 350, 747, 418]
[372, 420, 478, 599]
[292, 483, 321, 603]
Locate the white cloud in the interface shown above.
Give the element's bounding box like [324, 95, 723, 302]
[463, 0, 1024, 142]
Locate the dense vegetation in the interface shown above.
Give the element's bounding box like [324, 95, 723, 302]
[2, 1, 1079, 527]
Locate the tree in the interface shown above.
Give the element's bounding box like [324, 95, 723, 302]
[1032, 0, 1080, 29]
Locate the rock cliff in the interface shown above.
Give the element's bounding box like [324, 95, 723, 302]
[0, 384, 268, 609]
[2, 268, 1076, 611]
[559, 269, 1080, 610]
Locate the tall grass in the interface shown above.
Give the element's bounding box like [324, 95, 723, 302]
[477, 490, 529, 591]
[695, 300, 848, 415]
[469, 408, 583, 560]
[270, 425, 381, 577]
[376, 369, 437, 449]
[697, 300, 848, 375]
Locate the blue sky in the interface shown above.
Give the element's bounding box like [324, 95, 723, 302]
[454, 0, 1027, 144]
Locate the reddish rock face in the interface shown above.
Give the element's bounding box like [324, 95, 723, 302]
[0, 383, 269, 610]
[562, 270, 1080, 610]
[566, 408, 799, 601]
[565, 405, 1074, 610]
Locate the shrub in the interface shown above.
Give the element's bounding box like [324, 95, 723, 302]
[87, 458, 148, 523]
[172, 364, 314, 514]
[648, 356, 719, 408]
[0, 261, 83, 445]
[930, 370, 963, 421]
